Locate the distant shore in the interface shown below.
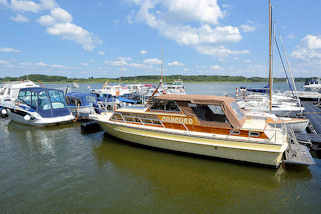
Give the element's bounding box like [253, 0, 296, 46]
[0, 74, 317, 84]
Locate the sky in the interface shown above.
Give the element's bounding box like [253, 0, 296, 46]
[0, 0, 321, 78]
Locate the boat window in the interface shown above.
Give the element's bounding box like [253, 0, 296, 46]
[48, 89, 66, 109]
[38, 90, 51, 110]
[30, 91, 38, 109]
[192, 104, 227, 122]
[18, 90, 32, 106]
[86, 95, 96, 105]
[230, 129, 240, 135]
[230, 102, 245, 121]
[249, 131, 260, 137]
[0, 88, 4, 95]
[111, 113, 123, 121]
[150, 100, 180, 112]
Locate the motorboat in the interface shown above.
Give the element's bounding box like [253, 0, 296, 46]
[245, 111, 309, 132]
[0, 80, 39, 117]
[65, 92, 101, 120]
[8, 87, 74, 126]
[92, 94, 289, 167]
[163, 79, 186, 95]
[304, 78, 321, 92]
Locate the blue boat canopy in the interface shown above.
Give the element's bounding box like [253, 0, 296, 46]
[66, 92, 97, 106]
[18, 87, 70, 118]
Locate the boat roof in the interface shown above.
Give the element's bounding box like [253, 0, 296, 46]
[19, 87, 63, 92]
[0, 80, 39, 88]
[155, 94, 245, 129]
[155, 94, 235, 104]
[66, 92, 94, 97]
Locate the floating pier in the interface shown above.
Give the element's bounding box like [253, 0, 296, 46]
[284, 128, 315, 166]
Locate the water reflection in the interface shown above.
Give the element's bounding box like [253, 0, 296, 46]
[93, 135, 312, 196]
[7, 121, 75, 159]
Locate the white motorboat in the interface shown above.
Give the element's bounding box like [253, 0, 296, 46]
[304, 78, 321, 93]
[0, 80, 39, 117]
[8, 87, 74, 126]
[245, 111, 309, 132]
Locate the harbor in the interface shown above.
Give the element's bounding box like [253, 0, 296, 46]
[0, 82, 321, 213]
[1, 0, 321, 213]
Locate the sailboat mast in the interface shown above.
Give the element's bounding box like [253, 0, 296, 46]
[268, 0, 273, 112]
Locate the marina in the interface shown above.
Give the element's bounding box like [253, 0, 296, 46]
[1, 82, 321, 214]
[1, 0, 321, 213]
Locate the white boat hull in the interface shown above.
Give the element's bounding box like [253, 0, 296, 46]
[98, 121, 286, 168]
[8, 110, 74, 127]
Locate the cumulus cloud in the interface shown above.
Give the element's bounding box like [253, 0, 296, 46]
[0, 47, 21, 53]
[98, 51, 105, 55]
[140, 50, 148, 55]
[168, 61, 184, 66]
[10, 14, 29, 22]
[292, 35, 321, 61]
[211, 65, 222, 71]
[8, 0, 57, 13]
[37, 7, 99, 51]
[144, 58, 162, 65]
[128, 0, 244, 57]
[240, 24, 256, 32]
[105, 57, 131, 66]
[2, 0, 99, 51]
[195, 45, 249, 57]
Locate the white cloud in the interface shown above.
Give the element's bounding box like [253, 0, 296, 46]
[0, 60, 9, 65]
[163, 0, 223, 25]
[105, 57, 130, 66]
[211, 65, 222, 71]
[35, 61, 48, 66]
[129, 0, 244, 57]
[195, 45, 249, 57]
[81, 62, 89, 66]
[240, 24, 256, 33]
[7, 0, 57, 13]
[292, 35, 321, 61]
[98, 51, 105, 55]
[51, 64, 65, 68]
[46, 22, 97, 51]
[0, 47, 21, 53]
[38, 15, 55, 26]
[129, 63, 146, 68]
[50, 7, 72, 23]
[168, 61, 184, 66]
[140, 50, 148, 55]
[10, 14, 29, 22]
[2, 0, 99, 51]
[144, 58, 162, 65]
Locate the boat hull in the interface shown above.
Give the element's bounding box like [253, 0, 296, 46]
[99, 121, 286, 168]
[8, 110, 74, 127]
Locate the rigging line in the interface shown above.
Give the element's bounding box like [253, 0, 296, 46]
[274, 35, 295, 97]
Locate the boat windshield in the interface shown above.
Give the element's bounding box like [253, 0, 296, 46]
[86, 95, 97, 105]
[230, 101, 245, 121]
[48, 89, 66, 109]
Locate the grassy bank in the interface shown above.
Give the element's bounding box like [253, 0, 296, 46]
[0, 74, 316, 84]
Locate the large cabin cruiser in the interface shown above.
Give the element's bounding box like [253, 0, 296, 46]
[8, 87, 74, 126]
[92, 94, 289, 167]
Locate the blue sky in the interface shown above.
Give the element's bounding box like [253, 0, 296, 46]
[0, 0, 320, 78]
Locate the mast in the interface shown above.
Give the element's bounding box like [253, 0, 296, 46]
[268, 0, 273, 112]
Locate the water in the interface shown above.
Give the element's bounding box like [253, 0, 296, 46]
[1, 82, 320, 214]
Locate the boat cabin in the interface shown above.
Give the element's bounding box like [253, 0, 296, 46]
[66, 92, 97, 107]
[17, 87, 70, 118]
[110, 94, 267, 139]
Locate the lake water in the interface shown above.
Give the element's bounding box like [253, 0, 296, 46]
[1, 82, 320, 214]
